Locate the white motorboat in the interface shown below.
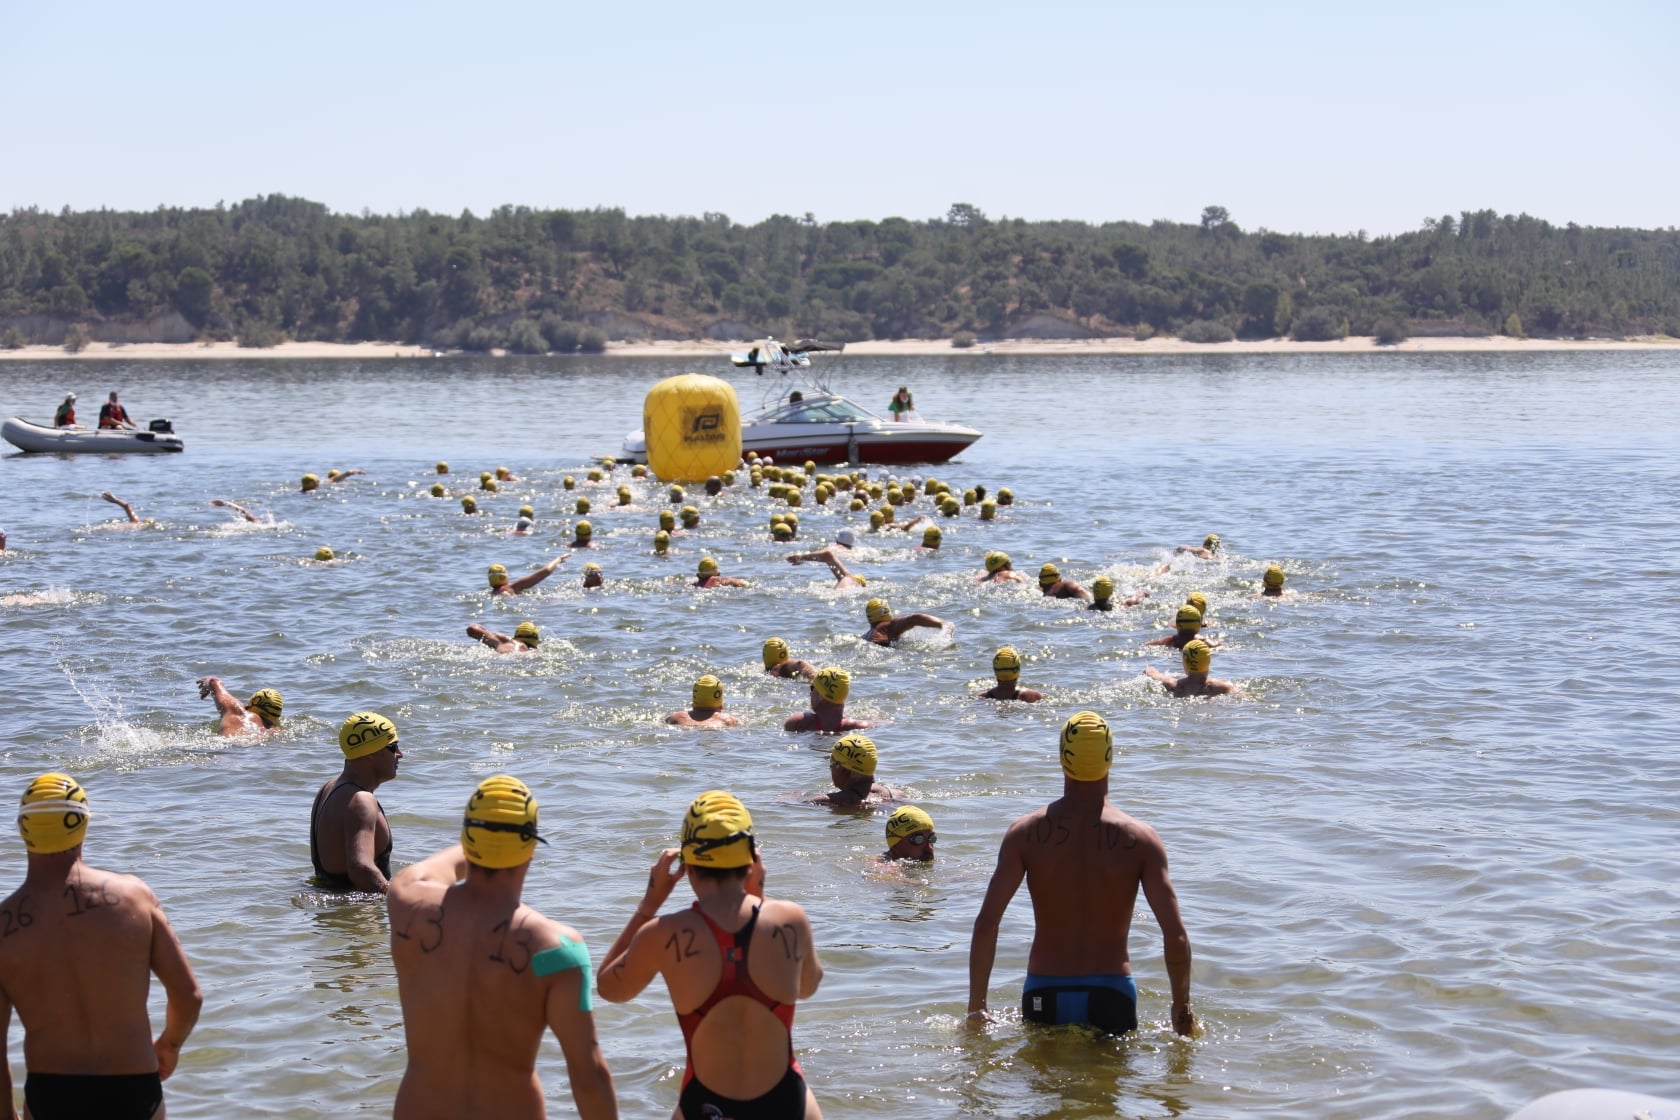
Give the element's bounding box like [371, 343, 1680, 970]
[3, 417, 184, 454]
[620, 339, 981, 467]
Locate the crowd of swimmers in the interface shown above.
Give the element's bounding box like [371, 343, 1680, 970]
[2, 451, 1299, 1119]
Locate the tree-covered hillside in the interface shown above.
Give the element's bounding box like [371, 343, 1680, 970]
[2, 198, 1676, 350]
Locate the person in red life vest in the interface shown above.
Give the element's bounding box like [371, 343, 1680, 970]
[53, 393, 77, 428]
[99, 391, 136, 430]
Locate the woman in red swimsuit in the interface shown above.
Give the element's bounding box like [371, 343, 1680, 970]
[599, 791, 825, 1119]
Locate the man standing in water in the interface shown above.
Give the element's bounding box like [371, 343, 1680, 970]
[309, 712, 403, 894]
[967, 711, 1196, 1037]
[598, 791, 823, 1120]
[388, 776, 618, 1120]
[197, 676, 283, 735]
[0, 773, 203, 1119]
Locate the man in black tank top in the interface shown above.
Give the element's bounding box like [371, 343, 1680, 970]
[309, 712, 403, 893]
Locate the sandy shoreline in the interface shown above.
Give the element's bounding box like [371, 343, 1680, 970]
[0, 335, 1675, 362]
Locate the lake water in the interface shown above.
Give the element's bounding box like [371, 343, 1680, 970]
[0, 351, 1676, 1119]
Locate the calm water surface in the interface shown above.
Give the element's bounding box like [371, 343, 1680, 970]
[0, 352, 1676, 1119]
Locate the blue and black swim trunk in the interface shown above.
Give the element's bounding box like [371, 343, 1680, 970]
[1022, 972, 1138, 1035]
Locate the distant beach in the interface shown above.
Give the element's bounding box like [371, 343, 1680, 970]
[2, 335, 1678, 361]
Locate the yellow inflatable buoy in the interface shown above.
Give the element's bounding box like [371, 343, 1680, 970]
[643, 374, 741, 482]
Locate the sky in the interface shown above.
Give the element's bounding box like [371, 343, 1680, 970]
[4, 0, 1675, 235]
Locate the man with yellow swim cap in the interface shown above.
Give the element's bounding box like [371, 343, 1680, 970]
[467, 619, 541, 654]
[978, 646, 1044, 703]
[859, 595, 948, 648]
[1037, 561, 1091, 601]
[968, 712, 1196, 1038]
[582, 561, 605, 589]
[1087, 575, 1141, 612]
[1144, 603, 1222, 650]
[1145, 638, 1236, 697]
[309, 711, 404, 894]
[1174, 532, 1223, 560]
[762, 636, 817, 681]
[784, 546, 869, 590]
[488, 554, 570, 596]
[666, 674, 742, 729]
[692, 556, 748, 589]
[1258, 563, 1289, 598]
[195, 675, 283, 736]
[388, 776, 618, 1120]
[917, 523, 942, 550]
[978, 550, 1029, 584]
[811, 733, 905, 807]
[599, 791, 823, 1120]
[784, 665, 874, 733]
[1, 773, 204, 1118]
[883, 805, 937, 862]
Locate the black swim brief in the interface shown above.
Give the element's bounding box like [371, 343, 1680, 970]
[679, 1066, 807, 1120]
[26, 1071, 162, 1119]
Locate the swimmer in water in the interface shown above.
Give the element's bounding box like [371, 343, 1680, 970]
[761, 637, 817, 681]
[653, 529, 672, 556]
[785, 547, 868, 589]
[704, 475, 723, 497]
[1144, 604, 1220, 650]
[978, 551, 1029, 584]
[0, 773, 203, 1119]
[309, 712, 403, 894]
[467, 620, 541, 654]
[512, 505, 536, 536]
[917, 525, 942, 551]
[387, 777, 617, 1120]
[598, 791, 822, 1120]
[785, 666, 873, 733]
[1037, 563, 1090, 600]
[693, 557, 748, 589]
[666, 675, 742, 729]
[1087, 576, 1146, 612]
[882, 806, 936, 862]
[494, 465, 522, 482]
[569, 520, 596, 548]
[582, 562, 604, 589]
[862, 597, 947, 647]
[1175, 533, 1223, 561]
[967, 712, 1195, 1036]
[196, 676, 283, 736]
[1256, 564, 1290, 598]
[324, 469, 367, 483]
[98, 491, 148, 527]
[209, 498, 261, 523]
[488, 555, 569, 596]
[978, 647, 1043, 703]
[461, 496, 480, 515]
[1145, 639, 1236, 698]
[810, 734, 905, 807]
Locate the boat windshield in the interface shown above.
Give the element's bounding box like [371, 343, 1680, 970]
[756, 396, 880, 424]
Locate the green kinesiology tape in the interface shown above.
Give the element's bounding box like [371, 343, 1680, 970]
[532, 935, 593, 1011]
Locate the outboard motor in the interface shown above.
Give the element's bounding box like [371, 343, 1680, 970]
[148, 418, 174, 433]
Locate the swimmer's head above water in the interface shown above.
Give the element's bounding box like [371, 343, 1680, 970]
[697, 557, 718, 578]
[831, 733, 877, 776]
[1182, 639, 1213, 674]
[315, 546, 335, 562]
[884, 805, 935, 862]
[1203, 533, 1222, 554]
[1175, 604, 1203, 634]
[812, 666, 850, 704]
[301, 473, 319, 492]
[985, 551, 1011, 573]
[514, 621, 539, 648]
[692, 674, 723, 710]
[1059, 710, 1113, 782]
[992, 646, 1022, 681]
[1038, 563, 1060, 587]
[248, 688, 284, 725]
[488, 564, 509, 589]
[653, 530, 670, 554]
[1185, 592, 1208, 618]
[18, 772, 90, 854]
[1091, 576, 1115, 603]
[681, 790, 755, 869]
[340, 711, 399, 760]
[865, 598, 892, 624]
[1263, 564, 1285, 591]
[762, 637, 789, 668]
[461, 774, 545, 869]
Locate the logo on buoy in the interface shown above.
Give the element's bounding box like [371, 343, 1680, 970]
[684, 409, 725, 444]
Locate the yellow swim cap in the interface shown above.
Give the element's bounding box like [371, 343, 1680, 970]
[1183, 639, 1213, 673]
[997, 488, 1014, 505]
[519, 505, 535, 519]
[681, 505, 699, 522]
[923, 478, 940, 495]
[1039, 563, 1061, 586]
[575, 497, 591, 514]
[691, 674, 723, 709]
[772, 523, 793, 540]
[1264, 564, 1285, 590]
[985, 551, 1010, 573]
[1092, 576, 1115, 601]
[963, 488, 977, 505]
[865, 598, 892, 624]
[804, 459, 816, 474]
[515, 621, 539, 648]
[980, 500, 997, 521]
[480, 472, 492, 482]
[563, 476, 576, 490]
[633, 464, 648, 478]
[575, 520, 592, 540]
[812, 666, 850, 704]
[462, 496, 477, 512]
[721, 470, 734, 485]
[681, 790, 755, 868]
[922, 525, 941, 545]
[869, 510, 886, 528]
[248, 688, 283, 724]
[1186, 592, 1208, 617]
[1060, 711, 1113, 782]
[654, 530, 670, 552]
[339, 711, 397, 760]
[430, 483, 445, 497]
[301, 474, 319, 492]
[885, 805, 933, 843]
[992, 646, 1022, 681]
[488, 563, 509, 588]
[583, 561, 602, 573]
[436, 461, 449, 474]
[496, 466, 510, 480]
[1204, 533, 1222, 553]
[940, 498, 960, 516]
[617, 486, 632, 505]
[1175, 604, 1204, 632]
[762, 637, 789, 668]
[831, 733, 877, 776]
[462, 775, 543, 869]
[693, 556, 718, 578]
[659, 509, 676, 529]
[850, 498, 866, 512]
[327, 469, 342, 481]
[18, 773, 89, 854]
[602, 456, 616, 468]
[669, 486, 685, 502]
[587, 468, 603, 482]
[315, 546, 335, 562]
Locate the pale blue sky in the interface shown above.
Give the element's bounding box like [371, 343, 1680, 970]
[5, 0, 1674, 234]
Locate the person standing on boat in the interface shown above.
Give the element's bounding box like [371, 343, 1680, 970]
[98, 392, 136, 430]
[888, 386, 914, 420]
[53, 393, 76, 428]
